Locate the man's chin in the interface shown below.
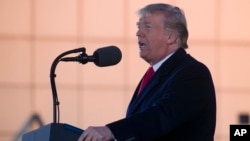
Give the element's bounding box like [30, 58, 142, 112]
[139, 52, 147, 60]
[139, 51, 144, 58]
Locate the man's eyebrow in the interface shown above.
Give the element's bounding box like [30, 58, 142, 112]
[136, 21, 150, 25]
[136, 22, 143, 27]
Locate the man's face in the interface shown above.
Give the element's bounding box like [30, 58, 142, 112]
[136, 12, 169, 65]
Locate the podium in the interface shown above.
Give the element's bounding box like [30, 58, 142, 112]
[22, 123, 83, 141]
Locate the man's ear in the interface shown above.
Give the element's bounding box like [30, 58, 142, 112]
[167, 31, 178, 44]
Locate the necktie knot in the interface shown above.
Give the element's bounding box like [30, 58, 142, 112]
[138, 67, 155, 94]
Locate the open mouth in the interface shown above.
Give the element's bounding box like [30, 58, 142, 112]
[138, 41, 146, 48]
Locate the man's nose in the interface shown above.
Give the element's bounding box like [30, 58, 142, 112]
[136, 29, 144, 37]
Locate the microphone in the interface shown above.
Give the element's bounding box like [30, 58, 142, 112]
[60, 46, 122, 67]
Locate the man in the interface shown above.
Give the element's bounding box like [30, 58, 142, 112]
[78, 3, 216, 141]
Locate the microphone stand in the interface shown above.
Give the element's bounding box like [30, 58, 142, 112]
[22, 48, 86, 141]
[50, 47, 86, 123]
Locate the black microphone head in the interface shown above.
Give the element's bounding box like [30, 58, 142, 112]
[93, 46, 122, 67]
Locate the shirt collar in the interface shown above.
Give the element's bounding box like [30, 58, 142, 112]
[152, 51, 176, 72]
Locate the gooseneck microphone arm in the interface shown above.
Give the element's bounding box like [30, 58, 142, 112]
[50, 47, 86, 123]
[50, 46, 122, 123]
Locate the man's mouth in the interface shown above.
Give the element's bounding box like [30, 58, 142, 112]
[139, 41, 146, 48]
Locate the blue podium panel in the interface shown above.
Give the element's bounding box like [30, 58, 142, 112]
[22, 123, 83, 141]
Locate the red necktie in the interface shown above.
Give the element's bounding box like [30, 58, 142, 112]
[138, 66, 155, 94]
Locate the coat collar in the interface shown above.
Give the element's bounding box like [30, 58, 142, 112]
[157, 48, 188, 77]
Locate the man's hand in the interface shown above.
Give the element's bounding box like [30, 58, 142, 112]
[77, 126, 115, 141]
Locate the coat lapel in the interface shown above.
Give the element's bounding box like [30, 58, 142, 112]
[126, 73, 160, 116]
